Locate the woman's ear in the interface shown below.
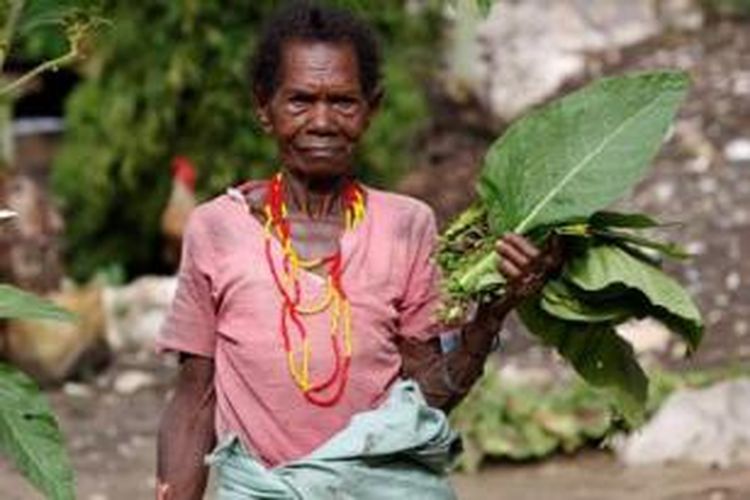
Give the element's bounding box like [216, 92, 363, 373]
[253, 90, 273, 133]
[368, 86, 384, 115]
[364, 86, 384, 127]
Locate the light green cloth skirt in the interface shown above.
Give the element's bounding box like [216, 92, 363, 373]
[205, 380, 460, 499]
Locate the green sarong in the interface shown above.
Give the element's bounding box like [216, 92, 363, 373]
[205, 380, 460, 499]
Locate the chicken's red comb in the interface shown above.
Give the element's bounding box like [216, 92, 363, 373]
[171, 156, 197, 189]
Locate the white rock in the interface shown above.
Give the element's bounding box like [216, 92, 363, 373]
[724, 138, 750, 163]
[725, 272, 741, 291]
[462, 0, 703, 120]
[63, 382, 93, 398]
[616, 379, 750, 468]
[733, 71, 750, 96]
[103, 276, 177, 352]
[657, 0, 705, 31]
[615, 317, 672, 355]
[113, 370, 156, 395]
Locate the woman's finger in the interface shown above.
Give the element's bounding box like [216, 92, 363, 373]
[499, 258, 523, 280]
[505, 233, 540, 260]
[496, 239, 532, 269]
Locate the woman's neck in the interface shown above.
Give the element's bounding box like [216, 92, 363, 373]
[282, 168, 350, 219]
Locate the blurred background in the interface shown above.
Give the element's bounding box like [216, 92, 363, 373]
[1, 0, 749, 498]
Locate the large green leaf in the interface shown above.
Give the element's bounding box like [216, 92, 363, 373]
[541, 279, 635, 323]
[0, 363, 75, 500]
[591, 228, 690, 260]
[590, 211, 663, 229]
[478, 71, 689, 234]
[518, 300, 648, 424]
[564, 245, 703, 349]
[0, 284, 76, 321]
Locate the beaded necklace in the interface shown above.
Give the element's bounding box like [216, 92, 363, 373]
[262, 173, 365, 406]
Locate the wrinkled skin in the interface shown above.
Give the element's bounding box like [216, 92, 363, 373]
[156, 39, 562, 500]
[256, 39, 380, 184]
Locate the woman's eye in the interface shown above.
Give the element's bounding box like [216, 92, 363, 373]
[334, 98, 358, 112]
[288, 96, 311, 109]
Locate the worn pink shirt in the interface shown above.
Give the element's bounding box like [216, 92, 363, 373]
[156, 183, 441, 466]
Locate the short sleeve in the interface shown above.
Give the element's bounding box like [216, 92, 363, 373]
[397, 207, 442, 341]
[156, 210, 217, 358]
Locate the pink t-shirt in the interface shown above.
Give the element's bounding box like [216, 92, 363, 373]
[156, 183, 441, 466]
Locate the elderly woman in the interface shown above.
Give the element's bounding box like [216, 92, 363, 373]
[156, 3, 560, 499]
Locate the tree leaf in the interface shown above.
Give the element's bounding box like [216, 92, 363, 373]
[592, 228, 690, 260]
[541, 279, 635, 323]
[518, 299, 648, 424]
[0, 284, 76, 321]
[564, 245, 703, 349]
[590, 211, 662, 229]
[478, 71, 689, 234]
[0, 363, 76, 500]
[476, 0, 495, 17]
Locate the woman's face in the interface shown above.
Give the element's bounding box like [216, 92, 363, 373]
[256, 39, 379, 180]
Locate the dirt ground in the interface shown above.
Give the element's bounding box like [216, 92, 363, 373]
[2, 354, 750, 500]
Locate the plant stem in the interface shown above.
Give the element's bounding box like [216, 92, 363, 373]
[457, 250, 498, 292]
[0, 49, 78, 97]
[0, 0, 26, 71]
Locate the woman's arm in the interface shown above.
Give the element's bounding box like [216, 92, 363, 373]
[156, 354, 217, 500]
[400, 234, 563, 412]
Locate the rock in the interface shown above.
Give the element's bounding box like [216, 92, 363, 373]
[102, 276, 177, 352]
[657, 0, 705, 31]
[113, 370, 156, 395]
[615, 317, 672, 355]
[464, 0, 703, 121]
[724, 138, 750, 163]
[616, 379, 750, 467]
[63, 382, 93, 398]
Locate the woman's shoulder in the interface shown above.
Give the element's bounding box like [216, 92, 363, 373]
[365, 186, 435, 225]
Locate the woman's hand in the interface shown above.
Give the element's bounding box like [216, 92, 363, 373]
[495, 233, 564, 308]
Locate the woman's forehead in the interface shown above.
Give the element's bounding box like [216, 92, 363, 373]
[277, 39, 362, 91]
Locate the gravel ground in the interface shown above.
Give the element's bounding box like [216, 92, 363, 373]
[2, 354, 749, 500]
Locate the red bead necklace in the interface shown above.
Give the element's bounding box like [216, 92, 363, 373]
[262, 173, 364, 406]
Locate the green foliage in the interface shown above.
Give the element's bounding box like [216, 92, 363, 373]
[2, 215, 75, 500]
[50, 0, 441, 280]
[0, 363, 76, 500]
[478, 71, 688, 235]
[700, 0, 750, 18]
[0, 283, 76, 321]
[518, 300, 648, 424]
[564, 245, 703, 350]
[0, 223, 75, 500]
[0, 223, 76, 500]
[1, 3, 85, 495]
[438, 71, 702, 422]
[451, 365, 613, 471]
[11, 0, 101, 60]
[452, 364, 750, 471]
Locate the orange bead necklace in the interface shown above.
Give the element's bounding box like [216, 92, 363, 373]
[262, 173, 365, 406]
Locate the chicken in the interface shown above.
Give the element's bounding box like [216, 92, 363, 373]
[160, 156, 197, 269]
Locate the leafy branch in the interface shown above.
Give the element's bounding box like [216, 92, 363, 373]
[0, 2, 100, 498]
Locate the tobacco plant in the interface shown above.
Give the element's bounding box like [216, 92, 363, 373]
[439, 71, 702, 424]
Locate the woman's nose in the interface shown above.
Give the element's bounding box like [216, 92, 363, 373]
[309, 102, 335, 133]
